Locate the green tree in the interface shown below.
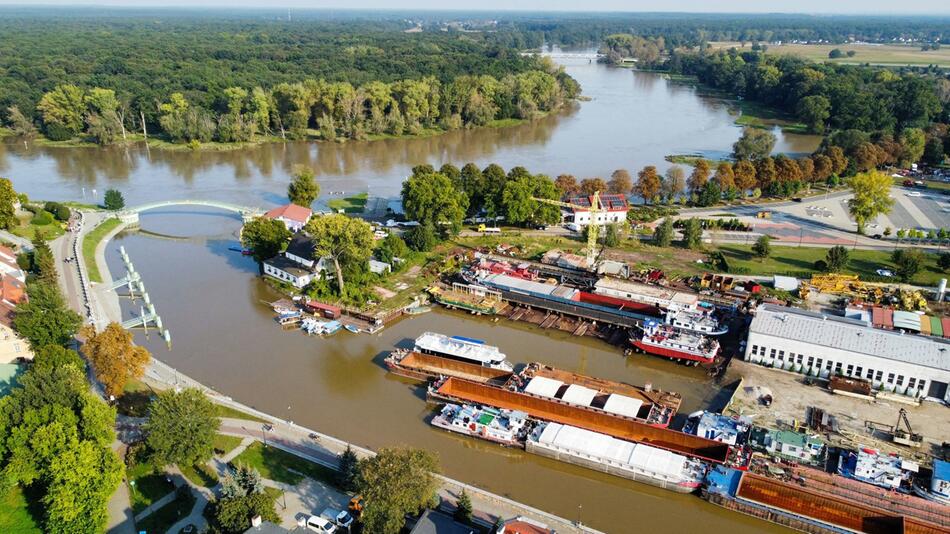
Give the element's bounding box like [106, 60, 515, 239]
[241, 217, 291, 262]
[0, 177, 17, 230]
[337, 445, 360, 493]
[220, 464, 264, 499]
[697, 180, 721, 207]
[103, 189, 124, 210]
[454, 489, 473, 524]
[899, 128, 927, 167]
[825, 245, 851, 272]
[13, 281, 82, 349]
[828, 48, 844, 58]
[31, 232, 57, 283]
[80, 323, 151, 399]
[287, 167, 320, 208]
[681, 218, 703, 249]
[891, 249, 923, 282]
[501, 174, 561, 226]
[796, 95, 831, 134]
[923, 137, 946, 166]
[375, 233, 409, 266]
[635, 166, 662, 204]
[653, 218, 674, 247]
[357, 447, 440, 534]
[752, 235, 771, 259]
[401, 171, 468, 234]
[37, 84, 87, 140]
[937, 252, 950, 272]
[304, 214, 374, 295]
[43, 439, 124, 534]
[603, 224, 621, 247]
[733, 127, 776, 160]
[208, 492, 279, 534]
[847, 171, 894, 234]
[144, 388, 219, 467]
[404, 223, 438, 252]
[6, 105, 37, 137]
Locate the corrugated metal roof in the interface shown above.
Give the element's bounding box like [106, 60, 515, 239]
[750, 304, 950, 372]
[561, 384, 598, 406]
[602, 394, 644, 419]
[481, 273, 559, 296]
[524, 376, 563, 398]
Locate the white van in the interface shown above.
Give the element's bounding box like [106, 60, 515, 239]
[306, 515, 337, 533]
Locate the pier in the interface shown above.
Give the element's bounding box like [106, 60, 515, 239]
[108, 246, 171, 347]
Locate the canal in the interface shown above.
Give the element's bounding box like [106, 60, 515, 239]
[4, 57, 803, 533]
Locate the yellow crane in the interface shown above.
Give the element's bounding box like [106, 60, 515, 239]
[532, 191, 606, 268]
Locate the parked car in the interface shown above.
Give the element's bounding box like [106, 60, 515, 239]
[871, 234, 883, 239]
[306, 515, 337, 533]
[876, 269, 894, 277]
[322, 508, 354, 529]
[906, 191, 922, 197]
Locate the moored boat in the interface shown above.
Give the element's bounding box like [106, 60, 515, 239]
[665, 308, 727, 335]
[413, 332, 513, 371]
[630, 320, 719, 365]
[431, 403, 531, 447]
[344, 324, 360, 333]
[385, 349, 514, 383]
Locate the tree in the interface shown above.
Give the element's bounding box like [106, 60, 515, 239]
[899, 128, 927, 166]
[755, 157, 777, 189]
[688, 160, 710, 193]
[0, 178, 18, 230]
[357, 447, 440, 534]
[828, 48, 844, 58]
[43, 439, 124, 534]
[501, 174, 561, 226]
[825, 245, 851, 272]
[103, 189, 125, 210]
[241, 217, 291, 262]
[603, 224, 621, 247]
[375, 233, 408, 266]
[813, 155, 833, 183]
[733, 160, 757, 192]
[937, 252, 950, 272]
[796, 95, 831, 134]
[608, 169, 633, 195]
[220, 464, 264, 499]
[404, 223, 438, 252]
[713, 162, 735, 191]
[663, 166, 686, 202]
[305, 214, 374, 295]
[554, 174, 578, 195]
[208, 492, 279, 534]
[454, 489, 473, 524]
[924, 137, 946, 166]
[80, 323, 151, 398]
[14, 281, 82, 349]
[733, 127, 776, 160]
[634, 166, 661, 204]
[31, 232, 57, 283]
[37, 84, 87, 140]
[697, 180, 721, 207]
[891, 249, 923, 282]
[752, 235, 771, 259]
[847, 171, 894, 234]
[6, 106, 37, 137]
[401, 170, 468, 234]
[287, 167, 320, 208]
[144, 388, 219, 467]
[681, 218, 703, 249]
[653, 218, 674, 247]
[337, 445, 360, 493]
[578, 178, 607, 196]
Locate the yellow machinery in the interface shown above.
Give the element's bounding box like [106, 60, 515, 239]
[809, 274, 863, 295]
[532, 191, 605, 268]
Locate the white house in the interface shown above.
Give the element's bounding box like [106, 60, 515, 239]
[263, 203, 312, 232]
[564, 194, 629, 227]
[284, 233, 316, 268]
[263, 256, 315, 289]
[368, 259, 391, 275]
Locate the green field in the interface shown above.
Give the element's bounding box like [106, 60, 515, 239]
[232, 442, 337, 486]
[179, 462, 218, 488]
[212, 434, 245, 456]
[709, 41, 950, 67]
[719, 244, 946, 286]
[0, 487, 42, 534]
[82, 217, 122, 283]
[327, 192, 369, 214]
[10, 212, 65, 241]
[211, 403, 267, 423]
[135, 487, 195, 534]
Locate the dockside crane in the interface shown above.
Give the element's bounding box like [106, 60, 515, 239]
[532, 191, 606, 269]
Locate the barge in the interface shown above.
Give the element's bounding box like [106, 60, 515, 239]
[631, 320, 719, 365]
[431, 403, 530, 447]
[428, 282, 506, 315]
[385, 349, 513, 384]
[506, 363, 682, 428]
[527, 422, 706, 493]
[413, 332, 513, 372]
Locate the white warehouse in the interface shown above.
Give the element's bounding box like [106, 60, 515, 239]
[744, 304, 950, 403]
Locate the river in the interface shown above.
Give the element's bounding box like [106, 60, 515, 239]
[5, 59, 802, 533]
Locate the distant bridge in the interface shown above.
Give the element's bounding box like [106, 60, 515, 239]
[118, 199, 265, 225]
[520, 52, 605, 60]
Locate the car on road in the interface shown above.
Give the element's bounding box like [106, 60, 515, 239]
[876, 269, 894, 277]
[871, 234, 883, 239]
[322, 508, 354, 529]
[906, 191, 922, 197]
[306, 515, 337, 533]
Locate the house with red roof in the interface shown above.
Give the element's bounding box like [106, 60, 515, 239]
[263, 203, 313, 232]
[0, 246, 25, 283]
[495, 516, 555, 534]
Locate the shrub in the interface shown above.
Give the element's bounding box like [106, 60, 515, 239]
[32, 210, 54, 225]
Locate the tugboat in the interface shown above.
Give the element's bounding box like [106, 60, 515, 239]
[431, 403, 530, 447]
[664, 308, 727, 335]
[630, 320, 719, 365]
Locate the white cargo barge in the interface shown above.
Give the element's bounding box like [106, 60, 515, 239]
[413, 332, 513, 371]
[526, 422, 706, 493]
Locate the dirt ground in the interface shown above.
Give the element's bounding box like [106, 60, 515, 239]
[725, 359, 949, 464]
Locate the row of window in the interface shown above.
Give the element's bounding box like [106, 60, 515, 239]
[748, 344, 927, 392]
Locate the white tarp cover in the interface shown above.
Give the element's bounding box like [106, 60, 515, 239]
[524, 376, 564, 398]
[414, 331, 505, 365]
[561, 384, 598, 406]
[628, 443, 687, 478]
[602, 394, 644, 419]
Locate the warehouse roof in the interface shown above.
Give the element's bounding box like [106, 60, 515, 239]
[750, 304, 950, 372]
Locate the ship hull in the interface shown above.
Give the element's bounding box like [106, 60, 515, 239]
[431, 417, 523, 448]
[631, 339, 716, 364]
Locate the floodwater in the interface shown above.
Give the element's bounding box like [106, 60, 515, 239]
[4, 57, 803, 532]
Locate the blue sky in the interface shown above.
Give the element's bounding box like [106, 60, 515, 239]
[1, 0, 947, 15]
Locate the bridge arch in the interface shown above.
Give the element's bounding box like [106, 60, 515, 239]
[118, 199, 264, 225]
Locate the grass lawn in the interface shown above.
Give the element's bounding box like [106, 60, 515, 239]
[179, 463, 219, 488]
[82, 217, 122, 283]
[135, 487, 195, 534]
[213, 433, 245, 456]
[731, 99, 809, 134]
[891, 176, 950, 192]
[9, 213, 65, 241]
[326, 192, 369, 214]
[708, 41, 950, 67]
[0, 486, 42, 534]
[232, 442, 337, 486]
[718, 244, 947, 286]
[212, 403, 267, 423]
[127, 449, 176, 514]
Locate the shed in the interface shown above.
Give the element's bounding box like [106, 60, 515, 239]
[772, 275, 799, 292]
[306, 301, 342, 319]
[369, 259, 392, 275]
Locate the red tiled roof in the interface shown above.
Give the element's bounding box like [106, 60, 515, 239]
[500, 520, 553, 534]
[0, 301, 15, 328]
[264, 203, 313, 223]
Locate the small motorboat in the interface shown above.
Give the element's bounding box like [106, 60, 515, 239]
[405, 305, 432, 316]
[344, 324, 360, 334]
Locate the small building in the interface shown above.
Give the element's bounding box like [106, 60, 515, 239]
[931, 459, 950, 500]
[1, 275, 26, 305]
[263, 256, 315, 289]
[263, 203, 313, 232]
[563, 194, 628, 227]
[0, 246, 25, 283]
[749, 428, 825, 466]
[409, 509, 476, 534]
[496, 516, 555, 534]
[284, 233, 317, 268]
[0, 302, 32, 365]
[369, 259, 392, 275]
[305, 300, 341, 320]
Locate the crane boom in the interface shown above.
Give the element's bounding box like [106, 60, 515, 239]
[532, 191, 605, 268]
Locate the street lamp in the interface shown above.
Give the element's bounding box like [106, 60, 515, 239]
[262, 423, 271, 447]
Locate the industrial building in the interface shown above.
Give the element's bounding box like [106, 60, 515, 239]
[744, 304, 950, 403]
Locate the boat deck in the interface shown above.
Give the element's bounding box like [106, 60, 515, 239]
[431, 377, 729, 463]
[391, 351, 513, 384]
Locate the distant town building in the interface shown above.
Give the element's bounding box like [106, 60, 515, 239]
[564, 194, 628, 227]
[744, 304, 950, 402]
[0, 246, 25, 282]
[263, 203, 313, 232]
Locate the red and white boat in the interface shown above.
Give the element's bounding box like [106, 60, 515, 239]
[631, 320, 719, 365]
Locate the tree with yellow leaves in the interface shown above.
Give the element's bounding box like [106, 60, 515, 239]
[81, 322, 151, 398]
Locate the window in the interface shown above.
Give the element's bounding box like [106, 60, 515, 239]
[846, 365, 854, 376]
[770, 349, 777, 358]
[796, 354, 804, 364]
[835, 362, 843, 374]
[855, 366, 862, 377]
[887, 373, 895, 384]
[815, 358, 822, 369]
[918, 380, 927, 393]
[875, 370, 883, 381]
[14, 343, 20, 353]
[751, 345, 758, 355]
[826, 360, 833, 370]
[866, 368, 874, 379]
[778, 350, 785, 360]
[896, 375, 904, 386]
[908, 378, 917, 389]
[807, 356, 814, 367]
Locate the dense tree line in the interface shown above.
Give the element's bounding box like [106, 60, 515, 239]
[0, 13, 578, 144]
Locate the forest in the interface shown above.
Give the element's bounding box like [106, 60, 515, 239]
[0, 11, 578, 145]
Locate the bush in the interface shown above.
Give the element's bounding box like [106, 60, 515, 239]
[32, 210, 54, 225]
[405, 223, 438, 252]
[627, 205, 679, 224]
[813, 259, 828, 271]
[44, 201, 71, 221]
